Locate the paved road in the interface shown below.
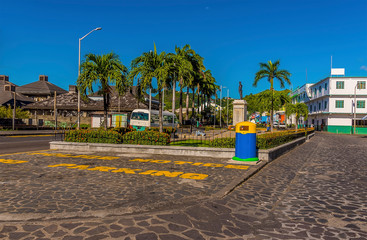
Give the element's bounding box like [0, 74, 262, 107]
[0, 133, 366, 239]
[0, 135, 59, 154]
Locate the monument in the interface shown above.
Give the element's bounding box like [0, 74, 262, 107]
[232, 81, 247, 126]
[232, 99, 247, 126]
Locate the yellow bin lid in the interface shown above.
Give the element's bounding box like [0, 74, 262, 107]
[235, 121, 256, 134]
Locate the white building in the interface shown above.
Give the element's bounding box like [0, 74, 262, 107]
[291, 75, 367, 134]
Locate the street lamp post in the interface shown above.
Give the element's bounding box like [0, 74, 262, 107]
[354, 83, 358, 134]
[77, 27, 102, 130]
[223, 86, 229, 127]
[219, 85, 222, 128]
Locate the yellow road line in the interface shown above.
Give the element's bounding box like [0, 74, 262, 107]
[28, 152, 119, 160]
[0, 149, 50, 157]
[48, 163, 208, 180]
[130, 158, 249, 170]
[0, 159, 29, 164]
[7, 135, 53, 138]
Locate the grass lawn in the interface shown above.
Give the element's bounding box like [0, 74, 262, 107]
[170, 139, 211, 147]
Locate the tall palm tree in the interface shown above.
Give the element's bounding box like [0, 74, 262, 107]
[78, 52, 130, 130]
[166, 47, 193, 124]
[130, 44, 168, 132]
[200, 70, 217, 122]
[253, 60, 291, 132]
[187, 52, 205, 120]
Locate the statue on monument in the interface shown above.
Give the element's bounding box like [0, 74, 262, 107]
[238, 81, 243, 99]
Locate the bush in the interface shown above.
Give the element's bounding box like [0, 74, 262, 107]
[123, 130, 170, 145]
[112, 127, 135, 135]
[208, 128, 314, 149]
[205, 126, 222, 131]
[145, 127, 176, 134]
[64, 129, 123, 144]
[208, 138, 235, 148]
[256, 128, 314, 149]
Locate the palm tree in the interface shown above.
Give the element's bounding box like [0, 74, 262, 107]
[200, 70, 217, 122]
[78, 52, 130, 130]
[130, 44, 168, 132]
[166, 46, 193, 124]
[253, 60, 291, 132]
[187, 52, 205, 120]
[285, 103, 308, 132]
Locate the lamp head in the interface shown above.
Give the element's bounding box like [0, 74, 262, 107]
[96, 27, 102, 31]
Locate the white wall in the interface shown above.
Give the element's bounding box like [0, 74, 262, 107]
[328, 116, 352, 126]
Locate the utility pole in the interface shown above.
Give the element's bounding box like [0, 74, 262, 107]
[54, 91, 57, 130]
[354, 83, 357, 134]
[12, 88, 16, 130]
[220, 85, 222, 128]
[227, 88, 229, 127]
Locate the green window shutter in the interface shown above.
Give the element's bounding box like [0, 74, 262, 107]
[336, 81, 344, 89]
[357, 100, 365, 108]
[357, 81, 366, 89]
[336, 100, 344, 108]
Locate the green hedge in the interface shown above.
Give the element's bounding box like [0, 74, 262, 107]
[112, 127, 136, 135]
[208, 138, 235, 148]
[64, 129, 123, 144]
[208, 129, 314, 149]
[123, 130, 170, 145]
[146, 127, 176, 134]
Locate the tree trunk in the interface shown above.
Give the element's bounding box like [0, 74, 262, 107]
[295, 117, 298, 132]
[197, 84, 200, 117]
[179, 78, 183, 124]
[172, 78, 176, 117]
[191, 87, 195, 119]
[185, 87, 189, 121]
[103, 93, 108, 130]
[270, 79, 274, 133]
[159, 91, 163, 133]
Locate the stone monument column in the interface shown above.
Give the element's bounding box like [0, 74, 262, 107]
[232, 100, 247, 126]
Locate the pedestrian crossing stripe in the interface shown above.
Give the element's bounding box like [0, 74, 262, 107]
[48, 163, 208, 180]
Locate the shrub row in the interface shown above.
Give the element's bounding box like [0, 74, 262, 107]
[208, 128, 314, 149]
[146, 127, 176, 134]
[208, 137, 236, 148]
[64, 129, 123, 144]
[123, 131, 170, 145]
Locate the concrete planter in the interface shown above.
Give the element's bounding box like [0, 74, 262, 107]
[258, 133, 315, 162]
[50, 132, 315, 160]
[50, 141, 235, 158]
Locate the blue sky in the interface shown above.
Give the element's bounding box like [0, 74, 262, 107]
[1, 0, 367, 99]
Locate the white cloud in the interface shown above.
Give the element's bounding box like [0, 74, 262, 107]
[361, 66, 367, 71]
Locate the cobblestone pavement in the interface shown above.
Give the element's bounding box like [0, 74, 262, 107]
[1, 133, 367, 239]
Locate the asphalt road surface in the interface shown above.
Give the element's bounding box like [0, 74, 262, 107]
[0, 135, 58, 154]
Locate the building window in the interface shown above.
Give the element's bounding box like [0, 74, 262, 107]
[357, 100, 365, 108]
[336, 81, 344, 89]
[324, 101, 327, 109]
[325, 83, 328, 90]
[309, 106, 312, 112]
[319, 86, 322, 93]
[355, 120, 367, 127]
[314, 105, 316, 112]
[314, 89, 317, 97]
[357, 81, 366, 89]
[318, 102, 321, 110]
[335, 100, 344, 108]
